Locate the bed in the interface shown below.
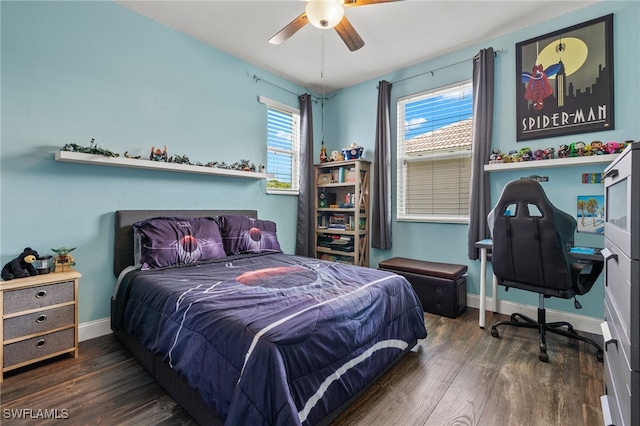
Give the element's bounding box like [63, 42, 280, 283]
[110, 209, 427, 425]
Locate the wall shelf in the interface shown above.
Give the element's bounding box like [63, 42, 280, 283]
[484, 154, 619, 172]
[54, 151, 270, 179]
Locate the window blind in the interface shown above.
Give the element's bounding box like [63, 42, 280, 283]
[397, 81, 473, 222]
[260, 96, 300, 194]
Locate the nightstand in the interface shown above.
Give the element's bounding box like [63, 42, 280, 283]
[1, 270, 80, 382]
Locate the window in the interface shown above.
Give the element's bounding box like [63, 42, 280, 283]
[396, 81, 473, 223]
[260, 96, 300, 194]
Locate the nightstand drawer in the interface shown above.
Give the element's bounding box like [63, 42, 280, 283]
[3, 281, 74, 314]
[3, 328, 74, 368]
[3, 305, 75, 341]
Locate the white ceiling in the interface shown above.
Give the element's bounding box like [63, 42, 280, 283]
[116, 0, 598, 94]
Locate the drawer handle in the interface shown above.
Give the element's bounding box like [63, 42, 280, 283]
[36, 339, 46, 348]
[600, 395, 614, 426]
[36, 314, 47, 323]
[600, 321, 617, 351]
[603, 168, 618, 179]
[601, 248, 617, 288]
[35, 290, 47, 299]
[600, 248, 618, 262]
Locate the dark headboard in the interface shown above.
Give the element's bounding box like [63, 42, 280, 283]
[113, 209, 258, 277]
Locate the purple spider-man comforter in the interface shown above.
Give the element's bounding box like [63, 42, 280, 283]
[112, 253, 427, 425]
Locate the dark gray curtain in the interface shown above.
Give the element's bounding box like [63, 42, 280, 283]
[371, 80, 393, 249]
[295, 93, 315, 256]
[467, 48, 495, 260]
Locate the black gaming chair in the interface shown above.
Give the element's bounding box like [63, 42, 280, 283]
[488, 179, 604, 362]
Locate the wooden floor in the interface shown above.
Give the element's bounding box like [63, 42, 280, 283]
[1, 308, 605, 426]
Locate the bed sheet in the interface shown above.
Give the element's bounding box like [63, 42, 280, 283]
[112, 253, 427, 425]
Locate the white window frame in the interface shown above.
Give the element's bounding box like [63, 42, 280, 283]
[396, 81, 473, 223]
[260, 96, 300, 195]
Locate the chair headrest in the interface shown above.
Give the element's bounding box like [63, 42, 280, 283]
[488, 179, 576, 236]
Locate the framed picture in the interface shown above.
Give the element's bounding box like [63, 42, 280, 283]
[317, 173, 332, 185]
[516, 14, 614, 141]
[576, 195, 605, 234]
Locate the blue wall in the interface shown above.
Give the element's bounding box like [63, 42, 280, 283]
[1, 1, 638, 326]
[327, 1, 639, 319]
[0, 1, 310, 323]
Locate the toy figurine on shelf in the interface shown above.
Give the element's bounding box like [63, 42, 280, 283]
[605, 141, 621, 154]
[150, 146, 168, 162]
[533, 149, 546, 160]
[544, 147, 555, 159]
[519, 147, 533, 161]
[330, 150, 344, 162]
[51, 247, 76, 273]
[320, 141, 328, 163]
[558, 144, 570, 158]
[590, 141, 604, 155]
[568, 141, 586, 157]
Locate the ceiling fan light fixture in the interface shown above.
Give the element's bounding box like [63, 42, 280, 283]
[305, 0, 345, 29]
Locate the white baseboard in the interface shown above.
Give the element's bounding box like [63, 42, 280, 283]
[78, 317, 112, 342]
[466, 294, 603, 335]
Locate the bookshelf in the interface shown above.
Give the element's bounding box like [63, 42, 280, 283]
[314, 159, 370, 267]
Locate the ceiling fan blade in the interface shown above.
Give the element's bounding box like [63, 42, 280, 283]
[343, 0, 402, 7]
[269, 13, 309, 45]
[334, 16, 365, 51]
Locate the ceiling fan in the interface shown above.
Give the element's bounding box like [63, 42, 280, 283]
[269, 0, 401, 52]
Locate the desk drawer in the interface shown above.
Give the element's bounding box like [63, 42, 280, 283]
[604, 242, 631, 342]
[3, 328, 74, 368]
[604, 362, 623, 426]
[603, 316, 631, 426]
[3, 281, 74, 315]
[3, 305, 75, 341]
[603, 143, 639, 259]
[605, 296, 631, 371]
[604, 239, 640, 371]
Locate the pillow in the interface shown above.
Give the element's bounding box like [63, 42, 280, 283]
[218, 215, 282, 255]
[133, 217, 226, 269]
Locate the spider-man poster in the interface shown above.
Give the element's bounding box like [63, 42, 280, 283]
[516, 14, 614, 141]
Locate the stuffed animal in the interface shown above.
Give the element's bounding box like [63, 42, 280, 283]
[1, 247, 40, 280]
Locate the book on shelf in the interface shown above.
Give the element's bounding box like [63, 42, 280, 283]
[346, 168, 356, 183]
[330, 166, 355, 183]
[328, 213, 346, 229]
[330, 235, 351, 244]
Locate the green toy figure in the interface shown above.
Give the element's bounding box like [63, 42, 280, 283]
[52, 247, 76, 272]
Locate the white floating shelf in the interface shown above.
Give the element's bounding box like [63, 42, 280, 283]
[55, 151, 270, 179]
[484, 154, 619, 172]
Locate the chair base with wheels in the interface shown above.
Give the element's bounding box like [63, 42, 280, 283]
[490, 294, 604, 363]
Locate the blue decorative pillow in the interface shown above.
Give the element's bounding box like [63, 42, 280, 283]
[218, 215, 282, 255]
[133, 217, 226, 269]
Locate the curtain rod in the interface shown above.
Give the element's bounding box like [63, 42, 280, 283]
[252, 47, 504, 95]
[391, 48, 504, 85]
[252, 74, 301, 97]
[252, 74, 339, 103]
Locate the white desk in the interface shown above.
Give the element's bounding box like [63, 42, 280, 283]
[475, 239, 498, 328]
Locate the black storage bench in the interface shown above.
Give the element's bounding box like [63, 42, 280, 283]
[379, 257, 468, 319]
